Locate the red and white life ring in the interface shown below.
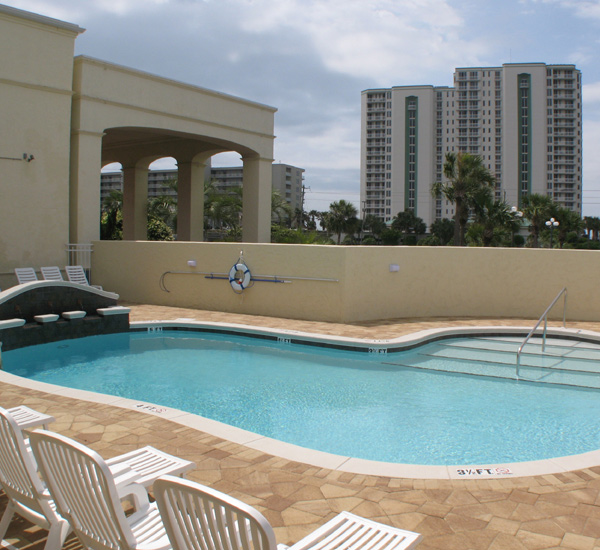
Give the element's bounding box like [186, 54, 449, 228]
[229, 262, 251, 292]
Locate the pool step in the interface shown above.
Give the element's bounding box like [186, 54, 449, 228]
[385, 336, 600, 389]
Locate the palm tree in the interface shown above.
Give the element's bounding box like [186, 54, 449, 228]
[271, 190, 292, 226]
[471, 198, 516, 247]
[521, 193, 553, 248]
[322, 200, 359, 245]
[100, 190, 123, 240]
[431, 152, 495, 246]
[147, 194, 177, 232]
[553, 206, 583, 248]
[306, 210, 320, 231]
[204, 185, 243, 233]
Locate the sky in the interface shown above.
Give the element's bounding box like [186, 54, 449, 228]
[5, 0, 600, 215]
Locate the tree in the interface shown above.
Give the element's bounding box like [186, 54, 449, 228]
[147, 218, 174, 241]
[271, 226, 333, 244]
[429, 219, 455, 246]
[391, 210, 426, 243]
[361, 214, 386, 242]
[431, 152, 495, 246]
[204, 185, 243, 233]
[100, 190, 123, 240]
[306, 210, 320, 231]
[147, 194, 177, 234]
[521, 193, 553, 248]
[471, 198, 517, 247]
[271, 190, 292, 226]
[553, 206, 583, 249]
[380, 229, 401, 245]
[322, 200, 359, 245]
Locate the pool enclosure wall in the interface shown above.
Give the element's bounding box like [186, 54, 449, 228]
[0, 5, 276, 291]
[93, 241, 600, 323]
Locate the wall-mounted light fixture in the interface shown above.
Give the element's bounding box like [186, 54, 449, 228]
[187, 260, 197, 267]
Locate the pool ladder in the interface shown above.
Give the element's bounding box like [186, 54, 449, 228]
[516, 287, 567, 380]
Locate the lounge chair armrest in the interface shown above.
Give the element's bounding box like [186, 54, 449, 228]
[116, 481, 150, 513]
[109, 462, 143, 490]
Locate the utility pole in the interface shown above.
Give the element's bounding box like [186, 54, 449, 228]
[300, 184, 310, 228]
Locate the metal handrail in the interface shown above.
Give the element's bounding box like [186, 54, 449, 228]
[516, 287, 567, 379]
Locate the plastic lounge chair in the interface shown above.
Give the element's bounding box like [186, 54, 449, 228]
[154, 476, 422, 550]
[0, 409, 72, 550]
[7, 405, 55, 429]
[0, 407, 193, 549]
[30, 429, 170, 550]
[14, 267, 38, 284]
[65, 265, 103, 290]
[40, 266, 64, 281]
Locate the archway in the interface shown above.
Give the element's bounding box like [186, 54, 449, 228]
[70, 56, 276, 243]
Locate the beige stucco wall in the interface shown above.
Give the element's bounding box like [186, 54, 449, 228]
[92, 242, 600, 323]
[0, 4, 277, 292]
[0, 7, 83, 291]
[92, 241, 345, 321]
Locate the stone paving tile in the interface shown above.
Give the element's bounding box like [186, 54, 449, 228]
[4, 304, 600, 549]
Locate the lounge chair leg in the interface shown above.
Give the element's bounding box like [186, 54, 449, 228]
[43, 519, 71, 550]
[0, 501, 16, 542]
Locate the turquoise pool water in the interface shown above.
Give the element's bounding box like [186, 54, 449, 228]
[4, 330, 600, 465]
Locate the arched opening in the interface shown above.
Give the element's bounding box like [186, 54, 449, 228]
[97, 127, 271, 243]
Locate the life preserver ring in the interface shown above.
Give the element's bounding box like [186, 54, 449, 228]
[229, 262, 251, 292]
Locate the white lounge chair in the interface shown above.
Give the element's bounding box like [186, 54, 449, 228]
[40, 266, 64, 281]
[0, 409, 72, 550]
[30, 429, 170, 550]
[154, 476, 422, 550]
[6, 405, 55, 429]
[1, 406, 194, 550]
[14, 267, 37, 284]
[65, 265, 102, 290]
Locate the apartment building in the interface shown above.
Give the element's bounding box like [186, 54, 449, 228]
[360, 63, 582, 227]
[101, 163, 305, 212]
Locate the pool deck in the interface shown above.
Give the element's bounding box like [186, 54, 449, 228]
[3, 304, 600, 550]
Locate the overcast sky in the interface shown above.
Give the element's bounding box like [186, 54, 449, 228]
[5, 0, 600, 215]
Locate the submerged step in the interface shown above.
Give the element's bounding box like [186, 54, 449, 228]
[383, 356, 600, 390]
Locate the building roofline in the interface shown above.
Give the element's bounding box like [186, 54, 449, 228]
[0, 4, 85, 34]
[74, 55, 277, 113]
[362, 85, 452, 94]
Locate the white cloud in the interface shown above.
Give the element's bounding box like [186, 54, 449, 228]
[275, 118, 360, 171]
[234, 0, 484, 82]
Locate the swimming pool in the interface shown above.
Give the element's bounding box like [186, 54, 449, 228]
[4, 329, 600, 466]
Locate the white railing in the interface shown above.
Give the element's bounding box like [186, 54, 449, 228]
[516, 287, 567, 379]
[66, 243, 93, 279]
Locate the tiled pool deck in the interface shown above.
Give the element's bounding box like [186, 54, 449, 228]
[3, 304, 600, 550]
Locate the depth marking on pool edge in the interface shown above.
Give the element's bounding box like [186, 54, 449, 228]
[135, 403, 167, 414]
[456, 467, 513, 476]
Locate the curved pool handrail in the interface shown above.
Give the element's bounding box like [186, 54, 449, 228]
[516, 287, 567, 379]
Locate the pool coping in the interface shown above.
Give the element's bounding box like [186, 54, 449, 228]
[3, 320, 600, 480]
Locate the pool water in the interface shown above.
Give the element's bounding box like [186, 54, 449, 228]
[4, 330, 600, 466]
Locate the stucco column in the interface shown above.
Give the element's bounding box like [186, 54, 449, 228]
[122, 165, 148, 240]
[177, 160, 206, 241]
[242, 155, 272, 243]
[69, 130, 104, 243]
